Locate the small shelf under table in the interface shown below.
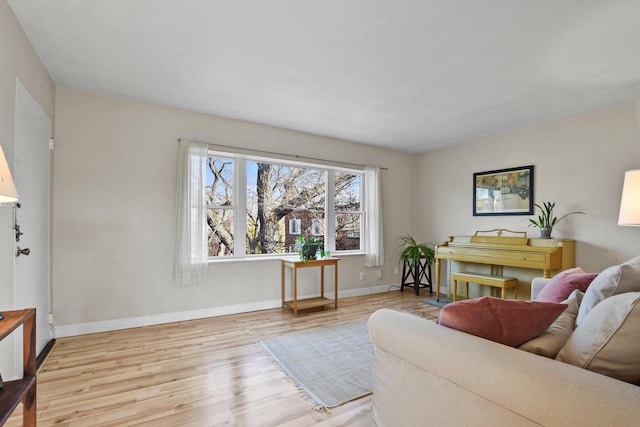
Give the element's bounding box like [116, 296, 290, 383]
[281, 257, 339, 315]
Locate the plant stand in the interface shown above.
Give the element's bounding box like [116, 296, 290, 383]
[400, 256, 432, 295]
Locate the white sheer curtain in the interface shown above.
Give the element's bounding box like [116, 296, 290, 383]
[364, 166, 384, 267]
[175, 140, 209, 285]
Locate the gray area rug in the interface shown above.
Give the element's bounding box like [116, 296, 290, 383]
[259, 320, 373, 409]
[421, 297, 453, 308]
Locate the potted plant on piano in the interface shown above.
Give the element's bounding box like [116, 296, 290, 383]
[528, 201, 584, 238]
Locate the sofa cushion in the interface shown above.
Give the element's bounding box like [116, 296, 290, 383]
[556, 291, 640, 385]
[518, 289, 583, 358]
[535, 267, 597, 303]
[437, 297, 567, 347]
[576, 256, 640, 325]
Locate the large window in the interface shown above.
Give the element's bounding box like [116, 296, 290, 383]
[205, 152, 364, 259]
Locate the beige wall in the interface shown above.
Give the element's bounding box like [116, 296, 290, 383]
[415, 102, 640, 297]
[52, 90, 640, 331]
[0, 0, 55, 375]
[52, 88, 415, 331]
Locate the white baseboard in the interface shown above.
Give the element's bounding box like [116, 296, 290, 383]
[54, 283, 397, 338]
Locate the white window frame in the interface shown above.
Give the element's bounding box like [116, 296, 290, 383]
[333, 171, 365, 255]
[206, 155, 236, 257]
[206, 150, 365, 260]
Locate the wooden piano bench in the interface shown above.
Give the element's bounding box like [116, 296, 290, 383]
[451, 272, 518, 301]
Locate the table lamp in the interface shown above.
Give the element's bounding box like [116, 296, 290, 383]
[618, 169, 640, 226]
[0, 145, 19, 321]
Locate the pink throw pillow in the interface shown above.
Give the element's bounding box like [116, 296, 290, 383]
[536, 267, 598, 303]
[437, 297, 568, 347]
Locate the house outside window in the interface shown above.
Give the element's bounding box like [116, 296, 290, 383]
[205, 151, 364, 259]
[335, 172, 362, 251]
[289, 219, 301, 235]
[311, 218, 323, 236]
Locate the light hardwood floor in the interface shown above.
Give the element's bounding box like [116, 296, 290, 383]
[8, 290, 440, 427]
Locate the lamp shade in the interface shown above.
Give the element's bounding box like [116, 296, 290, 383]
[618, 169, 640, 226]
[0, 145, 18, 203]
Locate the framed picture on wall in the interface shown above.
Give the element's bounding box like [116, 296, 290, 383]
[473, 165, 534, 216]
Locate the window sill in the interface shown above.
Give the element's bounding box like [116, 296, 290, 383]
[208, 252, 365, 264]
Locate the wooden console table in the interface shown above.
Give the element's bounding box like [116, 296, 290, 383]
[0, 308, 36, 427]
[281, 257, 339, 315]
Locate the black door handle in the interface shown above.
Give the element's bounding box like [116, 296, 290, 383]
[16, 247, 30, 257]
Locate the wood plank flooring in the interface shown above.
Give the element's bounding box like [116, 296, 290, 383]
[7, 290, 440, 427]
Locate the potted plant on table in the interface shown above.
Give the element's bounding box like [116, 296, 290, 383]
[295, 235, 329, 261]
[528, 201, 584, 238]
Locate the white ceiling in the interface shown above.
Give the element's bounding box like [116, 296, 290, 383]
[8, 0, 640, 153]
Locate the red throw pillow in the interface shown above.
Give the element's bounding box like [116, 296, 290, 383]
[437, 297, 568, 347]
[536, 267, 598, 303]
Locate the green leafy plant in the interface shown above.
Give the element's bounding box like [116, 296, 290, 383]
[528, 201, 584, 230]
[399, 234, 435, 266]
[295, 235, 329, 261]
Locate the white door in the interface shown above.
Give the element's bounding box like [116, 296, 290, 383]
[14, 79, 51, 356]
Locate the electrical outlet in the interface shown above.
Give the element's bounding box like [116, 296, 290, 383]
[359, 271, 365, 280]
[48, 313, 54, 324]
[376, 270, 382, 279]
[394, 266, 398, 275]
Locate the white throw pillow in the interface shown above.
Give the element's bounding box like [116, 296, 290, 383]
[519, 290, 583, 358]
[576, 256, 640, 325]
[556, 291, 640, 385]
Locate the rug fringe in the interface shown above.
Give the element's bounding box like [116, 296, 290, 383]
[256, 321, 372, 412]
[257, 337, 328, 411]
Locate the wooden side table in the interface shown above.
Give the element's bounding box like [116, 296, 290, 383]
[0, 308, 36, 427]
[281, 257, 339, 315]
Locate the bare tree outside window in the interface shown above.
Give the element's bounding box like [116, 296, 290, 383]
[247, 162, 325, 255]
[206, 153, 363, 258]
[206, 157, 234, 256]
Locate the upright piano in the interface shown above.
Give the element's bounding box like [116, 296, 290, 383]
[435, 229, 575, 300]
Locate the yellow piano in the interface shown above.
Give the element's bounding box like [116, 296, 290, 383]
[435, 229, 575, 301]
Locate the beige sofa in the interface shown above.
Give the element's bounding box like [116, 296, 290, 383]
[368, 305, 640, 426]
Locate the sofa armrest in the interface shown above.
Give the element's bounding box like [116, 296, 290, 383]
[530, 276, 551, 300]
[368, 308, 640, 427]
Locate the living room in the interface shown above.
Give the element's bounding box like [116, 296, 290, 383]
[1, 1, 640, 426]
